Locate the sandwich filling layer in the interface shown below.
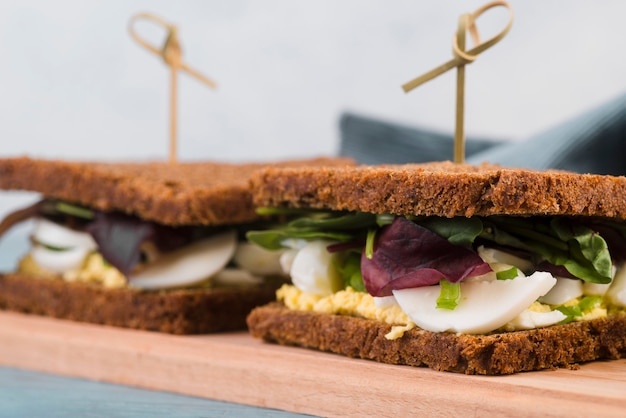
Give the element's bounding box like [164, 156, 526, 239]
[247, 209, 626, 336]
[2, 199, 286, 290]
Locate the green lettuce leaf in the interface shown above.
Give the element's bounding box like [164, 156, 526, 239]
[556, 295, 603, 324]
[288, 212, 376, 230]
[337, 252, 366, 292]
[551, 219, 612, 283]
[578, 295, 602, 312]
[481, 217, 612, 284]
[419, 217, 483, 247]
[245, 211, 377, 250]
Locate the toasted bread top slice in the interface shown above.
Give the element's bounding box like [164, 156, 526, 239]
[251, 161, 626, 219]
[0, 156, 354, 226]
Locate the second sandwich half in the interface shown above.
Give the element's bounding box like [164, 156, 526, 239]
[0, 156, 352, 334]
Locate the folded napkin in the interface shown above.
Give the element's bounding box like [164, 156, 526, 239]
[340, 92, 626, 176]
[339, 113, 500, 165]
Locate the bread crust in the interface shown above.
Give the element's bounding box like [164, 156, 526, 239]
[250, 161, 626, 219]
[0, 273, 284, 334]
[0, 156, 353, 226]
[247, 302, 626, 375]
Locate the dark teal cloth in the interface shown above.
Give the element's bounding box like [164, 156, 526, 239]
[339, 113, 500, 165]
[340, 92, 626, 176]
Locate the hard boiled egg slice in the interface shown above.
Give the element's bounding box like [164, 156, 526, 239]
[30, 218, 97, 273]
[505, 307, 567, 331]
[129, 230, 237, 290]
[374, 295, 398, 309]
[31, 245, 92, 273]
[392, 271, 557, 334]
[288, 240, 343, 296]
[583, 281, 611, 296]
[212, 267, 264, 286]
[607, 262, 626, 307]
[583, 264, 615, 296]
[279, 249, 298, 275]
[32, 218, 97, 250]
[233, 242, 285, 276]
[477, 246, 533, 272]
[538, 277, 583, 305]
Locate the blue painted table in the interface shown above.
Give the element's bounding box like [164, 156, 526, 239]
[0, 366, 310, 418]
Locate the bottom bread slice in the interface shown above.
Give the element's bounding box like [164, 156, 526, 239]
[0, 273, 281, 334]
[247, 302, 626, 375]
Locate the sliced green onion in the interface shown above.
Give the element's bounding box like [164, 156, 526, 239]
[36, 242, 71, 252]
[365, 229, 376, 259]
[496, 267, 518, 280]
[255, 207, 315, 216]
[436, 280, 461, 310]
[376, 214, 395, 227]
[556, 305, 581, 324]
[578, 295, 602, 312]
[55, 201, 95, 220]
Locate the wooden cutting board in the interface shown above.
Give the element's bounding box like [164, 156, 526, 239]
[0, 311, 625, 417]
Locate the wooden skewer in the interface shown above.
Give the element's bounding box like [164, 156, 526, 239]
[402, 1, 514, 164]
[128, 13, 217, 164]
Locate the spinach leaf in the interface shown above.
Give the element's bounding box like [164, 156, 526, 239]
[551, 218, 612, 283]
[337, 252, 366, 292]
[419, 217, 483, 247]
[246, 211, 377, 250]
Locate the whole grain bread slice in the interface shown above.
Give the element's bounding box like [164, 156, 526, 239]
[247, 302, 626, 375]
[0, 273, 283, 334]
[250, 161, 626, 219]
[0, 156, 354, 226]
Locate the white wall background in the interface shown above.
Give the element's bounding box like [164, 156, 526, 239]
[2, 0, 626, 162]
[2, 0, 626, 266]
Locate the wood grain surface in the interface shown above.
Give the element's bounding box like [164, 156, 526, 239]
[0, 311, 625, 417]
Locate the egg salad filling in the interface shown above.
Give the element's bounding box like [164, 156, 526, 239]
[247, 209, 626, 336]
[277, 284, 416, 339]
[1, 199, 287, 290]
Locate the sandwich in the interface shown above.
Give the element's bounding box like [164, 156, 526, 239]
[245, 161, 626, 374]
[0, 156, 352, 334]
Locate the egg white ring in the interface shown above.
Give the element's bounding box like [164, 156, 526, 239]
[31, 245, 91, 273]
[607, 262, 626, 307]
[233, 242, 285, 276]
[538, 277, 583, 305]
[128, 230, 237, 290]
[32, 218, 97, 250]
[212, 268, 264, 286]
[393, 271, 557, 334]
[289, 240, 342, 296]
[506, 309, 567, 331]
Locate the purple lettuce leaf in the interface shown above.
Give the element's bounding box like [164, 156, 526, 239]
[86, 212, 157, 275]
[361, 217, 492, 297]
[85, 212, 202, 275]
[534, 261, 576, 279]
